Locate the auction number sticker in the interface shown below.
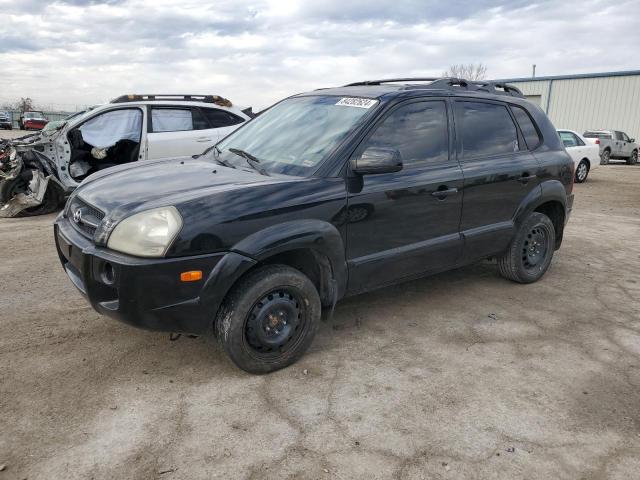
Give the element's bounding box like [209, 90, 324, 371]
[335, 97, 378, 108]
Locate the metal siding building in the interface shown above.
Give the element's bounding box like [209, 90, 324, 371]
[497, 71, 640, 138]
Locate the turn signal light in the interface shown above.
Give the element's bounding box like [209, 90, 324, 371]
[180, 270, 203, 282]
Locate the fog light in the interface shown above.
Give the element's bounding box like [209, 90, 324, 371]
[102, 262, 115, 284]
[180, 270, 203, 282]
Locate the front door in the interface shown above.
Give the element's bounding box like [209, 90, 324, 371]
[453, 100, 541, 261]
[345, 99, 464, 293]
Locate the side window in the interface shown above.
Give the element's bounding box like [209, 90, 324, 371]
[202, 108, 245, 128]
[621, 132, 630, 142]
[359, 101, 448, 167]
[78, 108, 142, 148]
[615, 131, 624, 141]
[559, 131, 578, 148]
[511, 105, 542, 149]
[455, 102, 519, 158]
[151, 108, 193, 132]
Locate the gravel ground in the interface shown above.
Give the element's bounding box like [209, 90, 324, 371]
[0, 154, 639, 479]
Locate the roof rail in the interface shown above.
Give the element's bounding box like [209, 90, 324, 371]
[110, 94, 233, 107]
[343, 77, 524, 97]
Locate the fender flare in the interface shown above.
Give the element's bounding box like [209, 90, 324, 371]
[233, 219, 348, 297]
[199, 220, 348, 320]
[513, 181, 567, 226]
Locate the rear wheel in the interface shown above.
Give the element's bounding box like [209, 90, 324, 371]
[215, 264, 321, 374]
[627, 150, 638, 165]
[575, 160, 589, 183]
[601, 149, 611, 165]
[498, 212, 556, 284]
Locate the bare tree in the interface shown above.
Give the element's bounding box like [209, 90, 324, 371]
[17, 97, 35, 112]
[442, 63, 488, 81]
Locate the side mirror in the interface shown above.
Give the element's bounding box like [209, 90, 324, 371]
[629, 138, 635, 143]
[352, 147, 402, 175]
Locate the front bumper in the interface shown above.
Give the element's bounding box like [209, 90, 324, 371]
[55, 215, 231, 334]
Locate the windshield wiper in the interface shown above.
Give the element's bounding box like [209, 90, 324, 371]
[193, 145, 235, 169]
[228, 147, 270, 176]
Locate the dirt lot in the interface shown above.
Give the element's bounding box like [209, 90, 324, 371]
[1, 152, 639, 478]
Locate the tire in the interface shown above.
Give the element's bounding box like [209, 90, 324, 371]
[575, 160, 589, 183]
[0, 171, 61, 217]
[497, 212, 556, 284]
[627, 150, 638, 165]
[215, 264, 321, 374]
[601, 149, 611, 165]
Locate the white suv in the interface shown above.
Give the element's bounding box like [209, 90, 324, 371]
[0, 95, 251, 216]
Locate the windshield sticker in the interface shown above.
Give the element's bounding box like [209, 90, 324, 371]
[335, 97, 377, 108]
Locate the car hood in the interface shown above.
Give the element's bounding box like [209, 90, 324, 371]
[74, 157, 294, 219]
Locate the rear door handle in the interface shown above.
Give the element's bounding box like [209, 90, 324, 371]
[431, 187, 458, 199]
[518, 173, 537, 183]
[196, 137, 213, 142]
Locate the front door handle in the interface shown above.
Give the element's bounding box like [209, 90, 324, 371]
[196, 137, 213, 142]
[518, 173, 537, 183]
[431, 186, 458, 199]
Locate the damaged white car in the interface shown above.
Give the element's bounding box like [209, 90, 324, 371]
[0, 94, 251, 217]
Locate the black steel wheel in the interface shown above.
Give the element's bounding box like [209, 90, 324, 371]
[215, 264, 321, 374]
[498, 212, 556, 283]
[575, 160, 589, 183]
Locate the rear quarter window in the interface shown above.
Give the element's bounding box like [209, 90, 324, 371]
[510, 105, 542, 150]
[202, 108, 245, 128]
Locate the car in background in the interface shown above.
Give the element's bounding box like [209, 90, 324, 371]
[0, 94, 250, 217]
[558, 130, 600, 183]
[19, 111, 48, 130]
[583, 129, 638, 165]
[0, 111, 12, 130]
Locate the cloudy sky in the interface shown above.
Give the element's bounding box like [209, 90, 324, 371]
[1, 0, 639, 111]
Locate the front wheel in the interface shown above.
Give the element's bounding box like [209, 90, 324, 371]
[575, 160, 589, 183]
[497, 212, 556, 284]
[0, 171, 61, 217]
[627, 150, 638, 165]
[215, 264, 321, 374]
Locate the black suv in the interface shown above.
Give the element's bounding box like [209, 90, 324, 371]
[54, 78, 574, 373]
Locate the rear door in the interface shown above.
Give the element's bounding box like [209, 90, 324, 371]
[146, 106, 216, 160]
[345, 99, 464, 293]
[454, 100, 541, 262]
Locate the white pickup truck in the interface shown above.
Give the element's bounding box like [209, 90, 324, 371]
[583, 130, 638, 165]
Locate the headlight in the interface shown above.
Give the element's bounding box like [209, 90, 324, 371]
[107, 207, 182, 257]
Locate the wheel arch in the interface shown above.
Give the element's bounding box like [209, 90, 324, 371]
[513, 181, 567, 250]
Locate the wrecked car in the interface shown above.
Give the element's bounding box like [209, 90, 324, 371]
[0, 94, 250, 217]
[0, 111, 12, 130]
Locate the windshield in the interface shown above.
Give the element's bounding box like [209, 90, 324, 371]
[25, 112, 44, 119]
[215, 95, 378, 176]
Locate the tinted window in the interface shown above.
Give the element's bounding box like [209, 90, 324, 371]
[511, 105, 541, 149]
[456, 102, 518, 158]
[202, 108, 244, 128]
[362, 101, 448, 167]
[559, 131, 578, 148]
[622, 132, 630, 142]
[584, 132, 612, 139]
[615, 131, 624, 140]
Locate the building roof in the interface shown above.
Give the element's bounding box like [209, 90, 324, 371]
[496, 70, 640, 83]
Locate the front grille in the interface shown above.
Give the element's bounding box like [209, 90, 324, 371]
[67, 197, 105, 239]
